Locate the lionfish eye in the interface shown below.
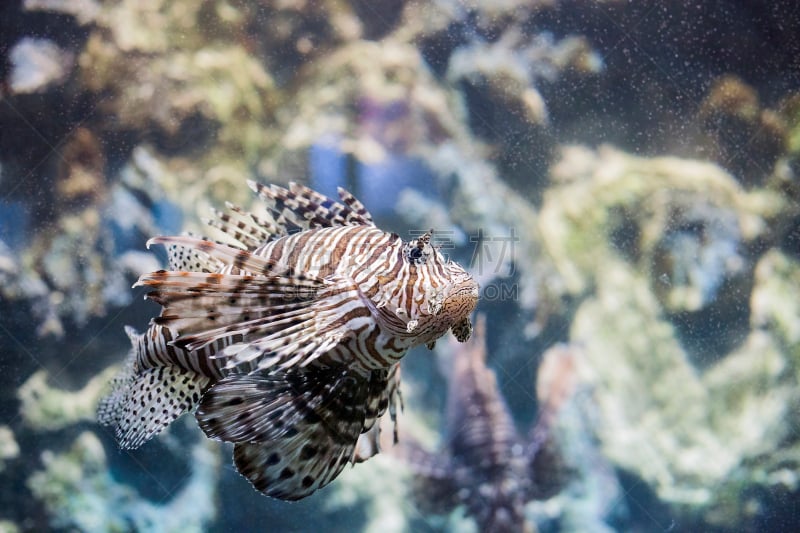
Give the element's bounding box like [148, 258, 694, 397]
[405, 232, 432, 264]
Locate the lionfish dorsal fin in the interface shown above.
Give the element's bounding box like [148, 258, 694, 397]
[248, 180, 374, 234]
[204, 202, 287, 251]
[196, 368, 369, 500]
[335, 185, 374, 225]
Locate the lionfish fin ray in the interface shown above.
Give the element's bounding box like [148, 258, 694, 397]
[175, 274, 370, 371]
[204, 202, 285, 250]
[136, 270, 321, 338]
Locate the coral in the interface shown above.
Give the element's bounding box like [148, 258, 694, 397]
[0, 521, 20, 533]
[446, 29, 601, 130]
[783, 94, 800, 157]
[277, 38, 463, 165]
[566, 248, 800, 527]
[533, 144, 800, 528]
[750, 250, 800, 360]
[23, 0, 100, 25]
[698, 75, 789, 186]
[540, 145, 784, 306]
[8, 37, 74, 94]
[18, 366, 119, 432]
[0, 426, 19, 474]
[27, 431, 219, 532]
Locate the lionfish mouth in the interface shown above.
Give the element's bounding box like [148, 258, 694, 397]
[445, 279, 479, 322]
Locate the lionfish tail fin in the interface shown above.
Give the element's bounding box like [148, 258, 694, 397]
[196, 368, 370, 500]
[97, 329, 210, 449]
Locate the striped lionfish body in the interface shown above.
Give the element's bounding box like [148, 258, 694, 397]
[98, 181, 479, 500]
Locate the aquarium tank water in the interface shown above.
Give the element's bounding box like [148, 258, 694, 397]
[1, 1, 799, 532]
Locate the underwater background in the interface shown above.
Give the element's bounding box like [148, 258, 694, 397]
[1, 0, 800, 531]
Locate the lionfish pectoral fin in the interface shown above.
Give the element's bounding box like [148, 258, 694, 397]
[198, 368, 369, 500]
[248, 274, 373, 371]
[451, 317, 473, 342]
[195, 372, 310, 443]
[135, 268, 321, 359]
[97, 364, 210, 450]
[140, 271, 367, 372]
[230, 275, 374, 371]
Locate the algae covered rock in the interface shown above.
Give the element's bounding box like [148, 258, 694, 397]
[27, 431, 220, 532]
[540, 145, 784, 311]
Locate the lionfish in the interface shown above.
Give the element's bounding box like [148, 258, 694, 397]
[98, 181, 479, 500]
[403, 315, 574, 532]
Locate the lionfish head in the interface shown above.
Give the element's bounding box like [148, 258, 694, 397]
[404, 230, 479, 344]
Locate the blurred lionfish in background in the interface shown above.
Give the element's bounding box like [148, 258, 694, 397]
[402, 315, 575, 532]
[98, 181, 479, 500]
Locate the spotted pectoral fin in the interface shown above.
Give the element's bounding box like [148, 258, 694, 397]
[195, 371, 321, 443]
[197, 368, 369, 500]
[97, 365, 210, 450]
[233, 436, 355, 501]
